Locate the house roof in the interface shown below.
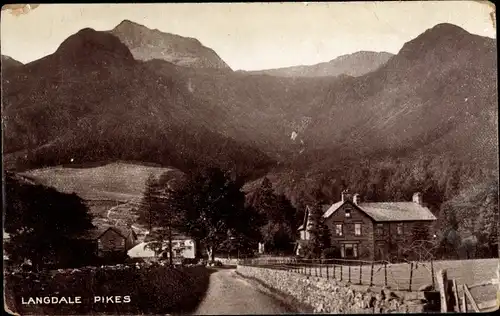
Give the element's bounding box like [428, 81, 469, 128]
[77, 225, 136, 240]
[143, 230, 192, 242]
[322, 201, 343, 219]
[297, 207, 309, 231]
[323, 201, 437, 222]
[127, 242, 156, 258]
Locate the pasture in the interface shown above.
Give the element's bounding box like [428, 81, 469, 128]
[21, 162, 177, 202]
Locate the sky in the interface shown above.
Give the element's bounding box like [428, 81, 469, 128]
[1, 2, 496, 71]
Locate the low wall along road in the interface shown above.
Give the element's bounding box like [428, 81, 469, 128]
[236, 264, 432, 313]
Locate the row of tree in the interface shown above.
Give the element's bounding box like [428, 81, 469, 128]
[137, 168, 265, 262]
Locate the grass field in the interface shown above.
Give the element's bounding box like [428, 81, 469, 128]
[21, 162, 177, 202]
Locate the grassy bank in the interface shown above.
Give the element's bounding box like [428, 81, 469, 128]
[4, 263, 212, 315]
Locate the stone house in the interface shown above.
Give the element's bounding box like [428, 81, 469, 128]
[296, 191, 437, 261]
[79, 225, 138, 257]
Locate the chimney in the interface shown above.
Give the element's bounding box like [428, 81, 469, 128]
[412, 192, 423, 205]
[353, 193, 361, 205]
[341, 190, 353, 202]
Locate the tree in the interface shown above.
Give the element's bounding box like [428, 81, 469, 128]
[137, 173, 161, 232]
[137, 171, 186, 265]
[306, 204, 331, 259]
[163, 167, 262, 262]
[400, 223, 438, 262]
[247, 177, 297, 254]
[4, 173, 94, 270]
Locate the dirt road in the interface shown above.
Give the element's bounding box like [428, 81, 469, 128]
[193, 268, 296, 315]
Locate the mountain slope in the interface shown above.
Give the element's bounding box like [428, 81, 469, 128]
[109, 20, 231, 70]
[3, 23, 496, 178]
[147, 23, 496, 168]
[2, 28, 273, 177]
[1, 55, 24, 70]
[246, 51, 393, 77]
[294, 23, 497, 167]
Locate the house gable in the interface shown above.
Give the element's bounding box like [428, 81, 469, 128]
[97, 227, 127, 240]
[324, 202, 375, 238]
[297, 207, 309, 231]
[323, 200, 376, 221]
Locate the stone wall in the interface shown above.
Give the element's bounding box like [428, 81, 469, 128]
[237, 265, 430, 313]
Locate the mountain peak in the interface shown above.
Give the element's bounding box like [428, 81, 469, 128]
[1, 55, 24, 70]
[114, 19, 149, 31]
[55, 27, 135, 65]
[396, 22, 490, 61]
[428, 23, 469, 34]
[109, 20, 231, 70]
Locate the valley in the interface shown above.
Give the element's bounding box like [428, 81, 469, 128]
[2, 19, 497, 259]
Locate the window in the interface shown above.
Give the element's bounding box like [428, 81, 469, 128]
[341, 243, 359, 258]
[354, 223, 362, 236]
[397, 223, 403, 235]
[345, 209, 351, 218]
[376, 224, 384, 235]
[335, 224, 343, 236]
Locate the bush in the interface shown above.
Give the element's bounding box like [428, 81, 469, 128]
[207, 260, 223, 267]
[181, 258, 199, 265]
[99, 252, 129, 265]
[4, 264, 212, 315]
[322, 247, 341, 259]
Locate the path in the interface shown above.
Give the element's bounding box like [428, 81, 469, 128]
[193, 268, 296, 315]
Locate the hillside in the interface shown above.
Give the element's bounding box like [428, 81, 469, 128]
[3, 22, 497, 186]
[245, 51, 393, 77]
[2, 28, 273, 178]
[109, 20, 231, 70]
[21, 162, 176, 202]
[1, 55, 24, 70]
[149, 23, 497, 169]
[20, 162, 181, 226]
[293, 23, 497, 167]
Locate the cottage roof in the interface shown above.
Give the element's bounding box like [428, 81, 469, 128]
[322, 201, 343, 219]
[297, 207, 309, 231]
[297, 204, 331, 231]
[127, 242, 156, 258]
[323, 201, 437, 222]
[77, 225, 135, 240]
[143, 230, 192, 242]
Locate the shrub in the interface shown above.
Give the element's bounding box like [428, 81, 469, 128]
[4, 264, 212, 315]
[322, 247, 341, 259]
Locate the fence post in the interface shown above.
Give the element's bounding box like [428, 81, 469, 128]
[452, 279, 459, 312]
[436, 269, 455, 312]
[384, 261, 388, 287]
[326, 263, 329, 280]
[431, 259, 435, 290]
[333, 264, 336, 279]
[370, 261, 374, 287]
[348, 264, 351, 283]
[359, 261, 363, 285]
[461, 284, 467, 312]
[463, 284, 479, 312]
[340, 265, 343, 281]
[320, 262, 322, 278]
[409, 262, 414, 291]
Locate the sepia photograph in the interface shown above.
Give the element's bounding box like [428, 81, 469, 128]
[2, 2, 499, 315]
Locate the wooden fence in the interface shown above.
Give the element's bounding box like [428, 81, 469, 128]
[239, 257, 435, 291]
[437, 265, 499, 313]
